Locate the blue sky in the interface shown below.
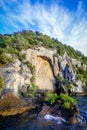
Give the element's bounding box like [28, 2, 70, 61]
[0, 0, 87, 56]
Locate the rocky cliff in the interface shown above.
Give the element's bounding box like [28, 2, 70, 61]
[0, 46, 87, 95]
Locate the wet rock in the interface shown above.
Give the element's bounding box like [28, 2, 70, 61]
[38, 104, 50, 116]
[68, 113, 82, 124]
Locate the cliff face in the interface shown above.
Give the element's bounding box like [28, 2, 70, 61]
[22, 47, 57, 91]
[35, 56, 55, 90]
[0, 59, 32, 94]
[0, 46, 87, 95]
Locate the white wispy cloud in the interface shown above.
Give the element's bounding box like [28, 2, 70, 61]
[0, 0, 87, 56]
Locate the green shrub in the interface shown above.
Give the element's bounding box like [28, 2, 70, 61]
[26, 83, 37, 97]
[3, 35, 12, 47]
[64, 102, 70, 110]
[65, 80, 73, 93]
[17, 52, 26, 61]
[59, 93, 77, 110]
[77, 67, 87, 85]
[45, 91, 58, 104]
[0, 53, 12, 65]
[30, 75, 35, 84]
[25, 61, 35, 75]
[56, 76, 63, 89]
[0, 75, 5, 91]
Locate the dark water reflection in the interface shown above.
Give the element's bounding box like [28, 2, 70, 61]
[0, 96, 87, 130]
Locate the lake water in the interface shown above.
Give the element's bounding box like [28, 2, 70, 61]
[0, 96, 87, 130]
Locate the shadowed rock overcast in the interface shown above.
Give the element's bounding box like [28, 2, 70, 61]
[0, 0, 87, 56]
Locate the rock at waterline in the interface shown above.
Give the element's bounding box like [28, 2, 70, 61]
[68, 113, 83, 124]
[44, 114, 66, 124]
[44, 114, 82, 125]
[0, 90, 33, 116]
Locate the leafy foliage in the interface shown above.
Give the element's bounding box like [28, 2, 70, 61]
[0, 75, 5, 91]
[56, 76, 73, 95]
[59, 93, 77, 110]
[45, 91, 77, 110]
[77, 67, 87, 85]
[0, 30, 87, 65]
[26, 83, 37, 97]
[25, 61, 35, 75]
[45, 91, 58, 104]
[0, 47, 12, 65]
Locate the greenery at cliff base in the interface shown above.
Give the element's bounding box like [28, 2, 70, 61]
[45, 91, 77, 111]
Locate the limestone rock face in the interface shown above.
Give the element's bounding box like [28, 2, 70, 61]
[71, 59, 81, 68]
[72, 81, 87, 95]
[0, 59, 32, 94]
[6, 72, 24, 93]
[22, 47, 57, 91]
[53, 57, 59, 76]
[22, 47, 56, 65]
[35, 56, 56, 90]
[0, 47, 87, 95]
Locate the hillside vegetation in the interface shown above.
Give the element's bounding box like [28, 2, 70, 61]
[0, 30, 87, 112]
[0, 30, 87, 89]
[0, 30, 87, 65]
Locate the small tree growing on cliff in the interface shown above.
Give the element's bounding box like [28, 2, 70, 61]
[0, 75, 5, 91]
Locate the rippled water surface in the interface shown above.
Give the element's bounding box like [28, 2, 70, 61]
[1, 96, 87, 130]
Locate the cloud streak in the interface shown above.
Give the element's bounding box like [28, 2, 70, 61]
[0, 0, 87, 56]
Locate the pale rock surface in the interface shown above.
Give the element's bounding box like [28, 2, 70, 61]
[71, 59, 81, 68]
[11, 59, 21, 71]
[83, 64, 87, 71]
[53, 57, 59, 76]
[6, 72, 24, 93]
[22, 47, 56, 65]
[0, 47, 86, 95]
[22, 47, 57, 91]
[72, 80, 87, 94]
[35, 56, 56, 90]
[0, 59, 32, 94]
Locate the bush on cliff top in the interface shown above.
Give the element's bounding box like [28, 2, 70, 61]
[0, 48, 12, 66]
[0, 30, 87, 65]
